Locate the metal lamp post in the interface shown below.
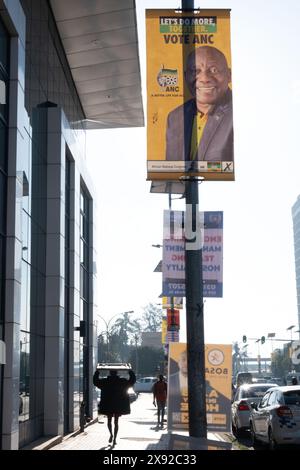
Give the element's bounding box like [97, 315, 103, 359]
[98, 310, 134, 361]
[268, 332, 276, 354]
[255, 339, 261, 375]
[134, 333, 139, 376]
[287, 325, 295, 342]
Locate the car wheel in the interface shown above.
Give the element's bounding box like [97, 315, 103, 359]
[232, 421, 241, 437]
[250, 422, 260, 448]
[268, 428, 278, 450]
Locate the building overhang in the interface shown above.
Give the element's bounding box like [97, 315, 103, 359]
[49, 0, 144, 129]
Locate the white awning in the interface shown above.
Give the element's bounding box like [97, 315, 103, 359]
[50, 0, 144, 129]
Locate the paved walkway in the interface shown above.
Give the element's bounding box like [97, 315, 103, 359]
[51, 393, 168, 451]
[50, 393, 230, 451]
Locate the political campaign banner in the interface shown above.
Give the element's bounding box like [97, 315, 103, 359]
[162, 296, 183, 309]
[166, 330, 180, 344]
[146, 9, 234, 181]
[167, 308, 180, 328]
[161, 317, 167, 344]
[162, 210, 223, 297]
[167, 342, 232, 432]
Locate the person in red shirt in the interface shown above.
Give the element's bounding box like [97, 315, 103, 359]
[152, 375, 168, 428]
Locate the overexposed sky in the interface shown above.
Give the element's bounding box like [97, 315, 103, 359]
[86, 0, 300, 358]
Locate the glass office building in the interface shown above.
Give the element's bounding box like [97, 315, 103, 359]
[0, 0, 143, 449]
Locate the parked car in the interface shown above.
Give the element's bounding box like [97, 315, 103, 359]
[286, 372, 300, 386]
[268, 377, 285, 386]
[127, 387, 138, 403]
[250, 385, 300, 449]
[231, 383, 277, 436]
[134, 377, 157, 392]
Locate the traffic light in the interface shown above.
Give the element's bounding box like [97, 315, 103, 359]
[243, 335, 247, 343]
[261, 336, 265, 344]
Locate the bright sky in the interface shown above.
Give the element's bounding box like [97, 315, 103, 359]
[86, 0, 300, 358]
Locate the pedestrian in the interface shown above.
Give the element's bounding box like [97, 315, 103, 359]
[291, 376, 298, 385]
[152, 374, 167, 428]
[93, 367, 136, 447]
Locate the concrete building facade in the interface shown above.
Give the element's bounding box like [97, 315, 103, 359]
[0, 0, 143, 449]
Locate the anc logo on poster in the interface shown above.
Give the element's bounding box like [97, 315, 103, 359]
[157, 67, 178, 88]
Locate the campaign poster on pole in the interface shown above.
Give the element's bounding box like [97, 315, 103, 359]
[146, 9, 234, 181]
[161, 317, 167, 344]
[167, 342, 232, 432]
[167, 308, 180, 328]
[162, 296, 183, 309]
[162, 210, 223, 297]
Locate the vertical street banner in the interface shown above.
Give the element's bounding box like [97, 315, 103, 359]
[167, 342, 232, 432]
[167, 308, 180, 328]
[166, 330, 180, 344]
[161, 317, 167, 344]
[162, 296, 183, 309]
[162, 210, 223, 297]
[146, 9, 234, 181]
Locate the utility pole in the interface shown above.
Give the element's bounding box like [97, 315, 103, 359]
[183, 0, 207, 438]
[134, 333, 139, 376]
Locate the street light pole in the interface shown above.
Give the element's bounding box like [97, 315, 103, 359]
[134, 334, 139, 376]
[287, 325, 295, 342]
[268, 332, 276, 354]
[255, 339, 261, 375]
[98, 310, 134, 361]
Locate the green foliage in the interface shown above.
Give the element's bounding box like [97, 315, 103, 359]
[271, 347, 292, 378]
[141, 303, 162, 332]
[96, 304, 163, 365]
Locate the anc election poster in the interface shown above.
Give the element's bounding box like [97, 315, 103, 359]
[146, 9, 234, 182]
[161, 317, 167, 344]
[167, 342, 232, 432]
[162, 210, 223, 297]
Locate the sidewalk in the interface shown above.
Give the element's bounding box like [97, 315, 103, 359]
[49, 394, 231, 451]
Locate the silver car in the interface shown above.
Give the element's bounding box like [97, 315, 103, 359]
[250, 386, 300, 449]
[134, 377, 157, 393]
[231, 383, 277, 436]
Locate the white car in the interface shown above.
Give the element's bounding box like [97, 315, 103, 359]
[134, 377, 157, 393]
[250, 386, 300, 449]
[127, 387, 138, 403]
[231, 383, 277, 436]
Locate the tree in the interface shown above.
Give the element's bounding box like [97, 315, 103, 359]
[141, 303, 162, 332]
[271, 346, 292, 379]
[110, 311, 141, 361]
[232, 341, 248, 377]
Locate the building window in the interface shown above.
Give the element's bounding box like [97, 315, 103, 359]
[80, 187, 90, 412]
[0, 16, 9, 326]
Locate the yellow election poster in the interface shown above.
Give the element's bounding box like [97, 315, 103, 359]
[146, 9, 234, 182]
[167, 342, 232, 432]
[161, 317, 167, 344]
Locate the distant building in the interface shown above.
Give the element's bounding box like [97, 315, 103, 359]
[0, 0, 143, 449]
[141, 332, 162, 351]
[292, 195, 300, 335]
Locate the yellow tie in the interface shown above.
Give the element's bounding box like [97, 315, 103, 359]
[190, 112, 208, 161]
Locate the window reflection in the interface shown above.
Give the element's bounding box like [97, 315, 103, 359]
[19, 333, 30, 422]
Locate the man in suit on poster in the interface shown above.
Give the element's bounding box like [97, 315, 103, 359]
[165, 45, 233, 165]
